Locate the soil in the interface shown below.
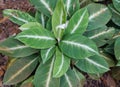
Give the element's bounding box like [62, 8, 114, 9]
[0, 0, 120, 87]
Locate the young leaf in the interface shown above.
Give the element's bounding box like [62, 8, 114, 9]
[3, 55, 39, 85]
[63, 0, 80, 17]
[41, 46, 55, 63]
[114, 37, 120, 60]
[59, 34, 98, 59]
[35, 11, 48, 27]
[87, 3, 112, 30]
[3, 9, 36, 25]
[112, 0, 120, 12]
[16, 28, 56, 49]
[65, 8, 89, 35]
[52, 0, 67, 41]
[0, 37, 38, 57]
[33, 57, 60, 87]
[30, 0, 57, 17]
[19, 22, 43, 31]
[76, 55, 109, 74]
[60, 69, 85, 87]
[53, 47, 70, 78]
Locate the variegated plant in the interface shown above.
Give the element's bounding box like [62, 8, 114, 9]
[1, 0, 120, 87]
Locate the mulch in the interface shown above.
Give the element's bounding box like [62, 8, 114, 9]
[0, 0, 120, 87]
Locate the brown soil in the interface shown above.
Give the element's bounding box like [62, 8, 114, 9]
[0, 0, 119, 87]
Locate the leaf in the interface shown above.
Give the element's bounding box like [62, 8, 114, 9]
[20, 76, 34, 87]
[112, 0, 120, 12]
[79, 0, 92, 8]
[52, 0, 67, 41]
[16, 28, 56, 49]
[114, 37, 120, 60]
[53, 47, 70, 78]
[65, 8, 89, 35]
[41, 46, 55, 63]
[35, 11, 48, 27]
[117, 61, 120, 66]
[19, 22, 44, 31]
[59, 34, 98, 59]
[76, 55, 109, 74]
[3, 55, 39, 85]
[3, 9, 36, 25]
[63, 0, 80, 17]
[109, 4, 120, 26]
[87, 3, 112, 30]
[60, 69, 85, 87]
[30, 0, 57, 17]
[84, 26, 115, 47]
[33, 57, 60, 87]
[100, 53, 115, 67]
[111, 67, 120, 80]
[0, 37, 38, 57]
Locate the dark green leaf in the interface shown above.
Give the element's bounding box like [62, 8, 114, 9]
[3, 55, 39, 85]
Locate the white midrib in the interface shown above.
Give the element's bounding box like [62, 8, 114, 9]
[62, 40, 97, 54]
[40, 0, 53, 15]
[66, 0, 71, 12]
[71, 10, 87, 34]
[17, 35, 55, 40]
[41, 13, 45, 27]
[45, 57, 55, 87]
[9, 46, 28, 50]
[65, 74, 72, 87]
[54, 54, 64, 76]
[8, 13, 28, 23]
[89, 7, 108, 20]
[85, 58, 109, 70]
[6, 58, 37, 83]
[44, 47, 53, 62]
[89, 29, 114, 39]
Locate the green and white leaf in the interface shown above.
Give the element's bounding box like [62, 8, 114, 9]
[19, 22, 44, 31]
[65, 8, 89, 35]
[117, 61, 120, 66]
[30, 0, 57, 17]
[3, 9, 36, 25]
[76, 55, 109, 74]
[16, 28, 56, 49]
[85, 26, 115, 47]
[109, 4, 120, 26]
[87, 3, 112, 30]
[53, 47, 70, 78]
[3, 55, 39, 85]
[35, 11, 48, 27]
[52, 0, 67, 41]
[33, 57, 60, 87]
[60, 69, 85, 87]
[63, 0, 80, 17]
[113, 0, 120, 12]
[41, 46, 55, 63]
[59, 34, 98, 59]
[0, 37, 38, 57]
[114, 37, 120, 60]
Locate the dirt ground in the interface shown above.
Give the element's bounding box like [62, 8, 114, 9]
[0, 0, 120, 87]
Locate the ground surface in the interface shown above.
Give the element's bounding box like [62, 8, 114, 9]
[0, 0, 120, 87]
